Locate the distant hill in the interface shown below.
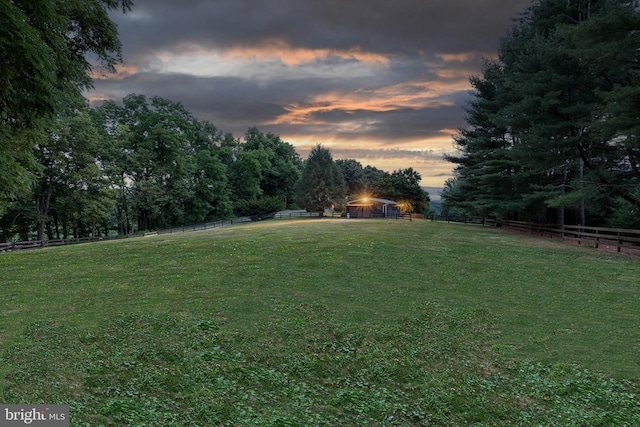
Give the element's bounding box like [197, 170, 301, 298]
[422, 186, 443, 202]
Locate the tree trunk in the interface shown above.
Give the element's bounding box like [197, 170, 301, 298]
[54, 214, 60, 239]
[579, 157, 586, 227]
[138, 211, 149, 232]
[560, 166, 568, 226]
[36, 217, 45, 242]
[46, 218, 54, 240]
[117, 205, 124, 235]
[62, 212, 69, 239]
[35, 180, 53, 241]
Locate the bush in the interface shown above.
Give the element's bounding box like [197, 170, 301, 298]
[234, 196, 285, 218]
[607, 197, 640, 230]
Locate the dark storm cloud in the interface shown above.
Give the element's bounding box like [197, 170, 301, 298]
[114, 0, 532, 57]
[92, 73, 287, 126]
[307, 104, 465, 140]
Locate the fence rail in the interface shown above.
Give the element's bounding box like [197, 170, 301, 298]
[430, 215, 498, 226]
[1, 213, 339, 252]
[0, 235, 133, 252]
[428, 215, 640, 256]
[156, 217, 254, 235]
[0, 217, 256, 253]
[274, 211, 323, 219]
[499, 220, 640, 255]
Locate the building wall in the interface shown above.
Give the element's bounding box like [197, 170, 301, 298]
[347, 202, 400, 218]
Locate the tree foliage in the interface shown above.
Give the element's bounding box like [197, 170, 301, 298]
[1, 90, 430, 239]
[336, 159, 389, 197]
[336, 160, 430, 213]
[2, 95, 309, 239]
[295, 145, 346, 211]
[374, 168, 430, 213]
[234, 196, 285, 218]
[443, 0, 640, 227]
[0, 0, 132, 209]
[94, 94, 233, 231]
[243, 127, 302, 204]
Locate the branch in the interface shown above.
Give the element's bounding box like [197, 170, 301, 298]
[577, 144, 640, 208]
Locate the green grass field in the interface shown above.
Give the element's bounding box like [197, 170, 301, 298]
[1, 219, 638, 425]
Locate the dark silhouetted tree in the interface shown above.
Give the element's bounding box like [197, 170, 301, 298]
[296, 145, 346, 211]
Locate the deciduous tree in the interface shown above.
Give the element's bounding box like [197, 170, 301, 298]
[0, 0, 132, 209]
[374, 168, 430, 213]
[295, 145, 346, 211]
[242, 127, 302, 206]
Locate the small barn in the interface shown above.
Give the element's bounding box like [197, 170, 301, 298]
[346, 198, 401, 218]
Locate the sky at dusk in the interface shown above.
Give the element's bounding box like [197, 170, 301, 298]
[87, 0, 534, 196]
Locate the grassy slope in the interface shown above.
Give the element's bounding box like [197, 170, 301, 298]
[1, 219, 638, 425]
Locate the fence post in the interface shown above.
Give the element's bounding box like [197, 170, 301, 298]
[618, 232, 622, 253]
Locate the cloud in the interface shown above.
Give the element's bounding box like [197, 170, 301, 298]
[90, 72, 291, 126]
[90, 0, 535, 187]
[222, 42, 391, 67]
[113, 0, 532, 58]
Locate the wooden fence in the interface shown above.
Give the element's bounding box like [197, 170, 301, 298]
[0, 214, 331, 252]
[430, 215, 498, 226]
[155, 217, 254, 235]
[499, 220, 640, 255]
[428, 215, 639, 255]
[0, 235, 132, 252]
[274, 211, 323, 219]
[3, 212, 639, 256]
[0, 217, 255, 253]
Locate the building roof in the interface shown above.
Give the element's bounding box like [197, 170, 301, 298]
[347, 198, 399, 206]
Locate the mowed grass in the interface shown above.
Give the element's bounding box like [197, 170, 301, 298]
[1, 219, 639, 425]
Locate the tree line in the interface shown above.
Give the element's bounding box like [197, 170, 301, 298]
[442, 0, 640, 229]
[0, 94, 429, 241]
[0, 0, 428, 242]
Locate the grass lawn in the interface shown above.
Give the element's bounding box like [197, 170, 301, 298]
[1, 219, 638, 425]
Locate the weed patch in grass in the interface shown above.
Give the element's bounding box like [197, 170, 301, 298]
[2, 303, 638, 426]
